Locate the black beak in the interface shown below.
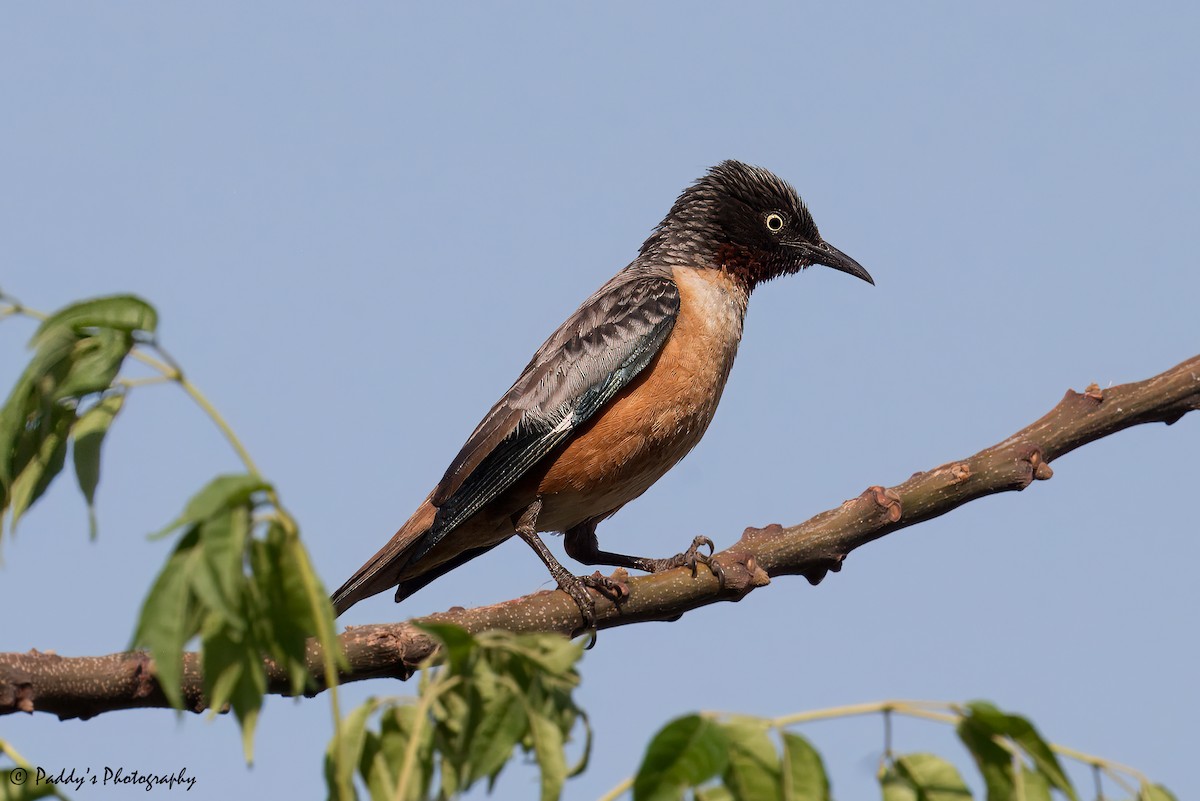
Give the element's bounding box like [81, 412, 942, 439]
[788, 239, 874, 285]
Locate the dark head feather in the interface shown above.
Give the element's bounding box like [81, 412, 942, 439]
[638, 160, 827, 288]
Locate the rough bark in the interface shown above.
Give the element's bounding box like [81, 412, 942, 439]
[2, 354, 1197, 720]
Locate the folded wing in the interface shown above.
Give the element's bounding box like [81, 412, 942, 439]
[410, 271, 681, 562]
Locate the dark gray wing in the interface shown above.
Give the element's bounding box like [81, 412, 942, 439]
[407, 271, 680, 564]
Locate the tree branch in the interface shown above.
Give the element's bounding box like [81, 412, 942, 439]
[3, 354, 1198, 720]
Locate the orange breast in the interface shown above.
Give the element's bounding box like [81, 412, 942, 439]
[533, 265, 748, 529]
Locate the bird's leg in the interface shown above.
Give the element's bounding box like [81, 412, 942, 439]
[564, 521, 717, 577]
[512, 499, 599, 628]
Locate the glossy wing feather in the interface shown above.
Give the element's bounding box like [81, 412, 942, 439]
[409, 272, 680, 563]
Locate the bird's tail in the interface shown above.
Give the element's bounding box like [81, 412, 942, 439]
[330, 497, 439, 616]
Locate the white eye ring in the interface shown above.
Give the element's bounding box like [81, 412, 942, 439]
[765, 212, 785, 232]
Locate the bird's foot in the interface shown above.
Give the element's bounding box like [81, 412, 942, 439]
[581, 570, 630, 603]
[555, 571, 631, 631]
[555, 573, 599, 629]
[645, 535, 718, 577]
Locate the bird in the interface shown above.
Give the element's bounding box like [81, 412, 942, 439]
[331, 160, 873, 624]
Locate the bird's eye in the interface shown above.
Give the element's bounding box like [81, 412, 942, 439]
[765, 212, 785, 232]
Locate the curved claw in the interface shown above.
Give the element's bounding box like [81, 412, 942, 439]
[648, 535, 716, 575]
[706, 553, 727, 587]
[685, 536, 716, 576]
[555, 574, 598, 629]
[581, 571, 630, 603]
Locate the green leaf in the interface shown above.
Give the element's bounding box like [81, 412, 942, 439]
[1142, 784, 1180, 801]
[964, 702, 1077, 801]
[31, 294, 157, 347]
[880, 766, 918, 801]
[133, 474, 325, 765]
[0, 387, 31, 504]
[325, 629, 589, 801]
[894, 753, 972, 801]
[695, 785, 736, 801]
[526, 706, 568, 801]
[0, 353, 54, 494]
[781, 732, 830, 801]
[190, 509, 249, 629]
[438, 752, 459, 801]
[325, 698, 381, 801]
[49, 329, 132, 402]
[19, 325, 77, 388]
[1, 332, 79, 524]
[956, 719, 1014, 801]
[202, 630, 246, 718]
[282, 534, 336, 682]
[720, 718, 781, 801]
[466, 688, 526, 785]
[198, 625, 265, 762]
[357, 731, 386, 801]
[285, 530, 346, 673]
[417, 622, 478, 674]
[70, 393, 125, 539]
[1018, 767, 1052, 801]
[154, 474, 272, 538]
[248, 525, 325, 693]
[132, 527, 202, 709]
[199, 610, 267, 764]
[634, 715, 730, 801]
[2, 297, 150, 533]
[6, 410, 70, 534]
[384, 704, 433, 801]
[509, 631, 587, 676]
[566, 707, 593, 779]
[228, 645, 266, 765]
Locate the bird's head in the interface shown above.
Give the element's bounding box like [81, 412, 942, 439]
[640, 160, 873, 290]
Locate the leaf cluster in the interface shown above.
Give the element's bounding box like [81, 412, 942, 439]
[0, 295, 154, 539]
[632, 714, 829, 801]
[326, 624, 591, 801]
[1, 292, 342, 762]
[133, 474, 341, 761]
[628, 701, 1178, 801]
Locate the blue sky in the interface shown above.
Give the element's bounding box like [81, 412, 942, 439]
[2, 3, 1197, 799]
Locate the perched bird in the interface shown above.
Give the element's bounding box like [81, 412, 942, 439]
[332, 160, 872, 623]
